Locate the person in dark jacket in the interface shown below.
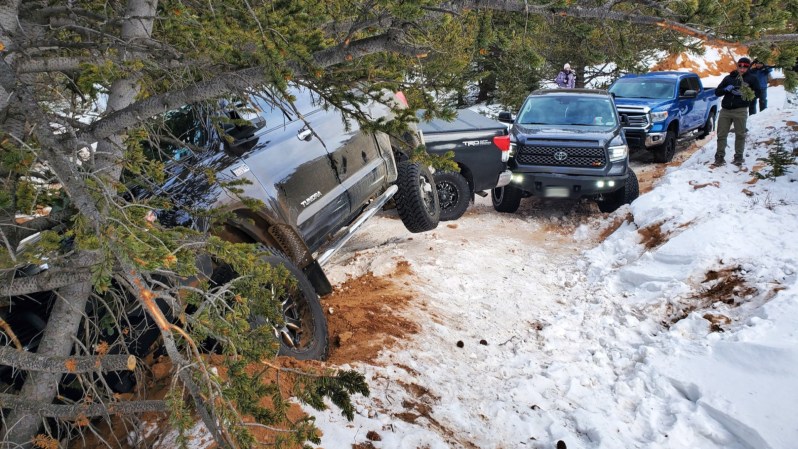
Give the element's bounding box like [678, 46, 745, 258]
[748, 59, 773, 114]
[712, 57, 762, 167]
[555, 63, 576, 89]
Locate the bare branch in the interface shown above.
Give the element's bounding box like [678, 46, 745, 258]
[0, 394, 167, 418]
[0, 264, 93, 297]
[0, 347, 136, 373]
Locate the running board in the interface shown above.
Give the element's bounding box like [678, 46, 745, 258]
[316, 184, 398, 266]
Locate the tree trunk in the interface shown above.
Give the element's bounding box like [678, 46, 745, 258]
[1, 273, 92, 447]
[94, 0, 157, 182]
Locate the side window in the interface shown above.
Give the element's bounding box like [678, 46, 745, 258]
[678, 78, 691, 96]
[688, 77, 701, 92]
[149, 106, 210, 161]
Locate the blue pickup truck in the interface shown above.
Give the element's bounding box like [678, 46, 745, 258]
[609, 72, 720, 162]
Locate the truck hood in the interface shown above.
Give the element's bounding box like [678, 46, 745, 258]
[512, 124, 621, 144]
[612, 97, 671, 110]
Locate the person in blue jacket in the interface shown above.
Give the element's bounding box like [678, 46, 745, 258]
[748, 59, 773, 114]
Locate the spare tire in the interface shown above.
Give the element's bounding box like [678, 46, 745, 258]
[395, 160, 440, 232]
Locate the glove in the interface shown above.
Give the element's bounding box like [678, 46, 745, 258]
[724, 84, 735, 93]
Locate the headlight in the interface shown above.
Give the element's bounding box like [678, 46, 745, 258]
[509, 142, 516, 156]
[608, 144, 628, 162]
[650, 111, 668, 122]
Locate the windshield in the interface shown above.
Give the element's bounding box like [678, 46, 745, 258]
[609, 78, 675, 99]
[516, 95, 618, 127]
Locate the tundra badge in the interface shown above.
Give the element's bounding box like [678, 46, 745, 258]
[301, 191, 322, 207]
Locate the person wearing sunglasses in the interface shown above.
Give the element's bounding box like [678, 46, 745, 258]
[711, 57, 762, 167]
[748, 59, 774, 114]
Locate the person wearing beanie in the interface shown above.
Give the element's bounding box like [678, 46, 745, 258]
[748, 59, 774, 114]
[711, 57, 761, 167]
[555, 63, 576, 89]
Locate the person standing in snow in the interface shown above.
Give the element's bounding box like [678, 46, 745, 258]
[555, 63, 576, 89]
[748, 59, 773, 114]
[712, 57, 761, 167]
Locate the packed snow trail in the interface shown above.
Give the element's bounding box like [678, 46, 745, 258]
[309, 86, 798, 449]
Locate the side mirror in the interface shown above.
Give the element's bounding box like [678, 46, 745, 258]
[497, 111, 514, 124]
[681, 89, 698, 99]
[619, 114, 630, 126]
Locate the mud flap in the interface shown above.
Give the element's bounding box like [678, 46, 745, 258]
[303, 259, 332, 297]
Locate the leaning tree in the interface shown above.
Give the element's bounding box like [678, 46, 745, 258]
[2, 1, 798, 448]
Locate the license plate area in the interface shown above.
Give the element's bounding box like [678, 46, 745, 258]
[543, 186, 570, 198]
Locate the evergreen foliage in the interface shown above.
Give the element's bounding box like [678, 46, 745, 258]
[753, 137, 797, 180]
[3, 1, 798, 448]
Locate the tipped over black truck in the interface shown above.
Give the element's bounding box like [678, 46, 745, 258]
[495, 89, 639, 213]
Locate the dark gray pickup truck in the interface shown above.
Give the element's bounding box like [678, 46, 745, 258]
[4, 86, 440, 373]
[495, 89, 639, 213]
[417, 109, 511, 220]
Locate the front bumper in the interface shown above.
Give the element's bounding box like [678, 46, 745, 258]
[495, 170, 512, 188]
[509, 171, 628, 198]
[624, 129, 666, 150]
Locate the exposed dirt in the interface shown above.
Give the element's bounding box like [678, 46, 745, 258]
[322, 260, 420, 365]
[638, 221, 669, 250]
[598, 211, 635, 242]
[664, 266, 759, 329]
[651, 40, 748, 76]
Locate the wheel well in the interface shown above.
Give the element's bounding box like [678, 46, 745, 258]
[668, 121, 679, 134]
[456, 163, 475, 193]
[218, 210, 331, 297]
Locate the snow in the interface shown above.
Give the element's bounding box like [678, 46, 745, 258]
[304, 85, 798, 449]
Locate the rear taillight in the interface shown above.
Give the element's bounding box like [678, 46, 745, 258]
[395, 91, 409, 108]
[493, 135, 511, 151]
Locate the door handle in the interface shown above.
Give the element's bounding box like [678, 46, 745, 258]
[297, 127, 313, 141]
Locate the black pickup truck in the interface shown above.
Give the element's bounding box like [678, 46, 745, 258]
[4, 85, 440, 376]
[495, 89, 639, 213]
[417, 109, 511, 221]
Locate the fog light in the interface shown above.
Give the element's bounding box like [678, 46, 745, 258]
[608, 180, 616, 187]
[512, 174, 525, 183]
[597, 180, 605, 188]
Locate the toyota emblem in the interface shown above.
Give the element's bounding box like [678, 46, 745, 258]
[553, 151, 568, 161]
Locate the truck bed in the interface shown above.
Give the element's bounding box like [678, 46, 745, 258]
[416, 109, 508, 193]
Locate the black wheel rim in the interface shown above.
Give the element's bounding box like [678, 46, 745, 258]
[437, 180, 459, 211]
[273, 282, 315, 353]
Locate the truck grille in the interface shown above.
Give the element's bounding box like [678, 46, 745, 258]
[517, 145, 606, 168]
[617, 106, 650, 129]
[621, 113, 649, 127]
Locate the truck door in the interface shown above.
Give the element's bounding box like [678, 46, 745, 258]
[677, 77, 699, 131]
[689, 77, 710, 127]
[241, 88, 351, 251]
[308, 107, 387, 220]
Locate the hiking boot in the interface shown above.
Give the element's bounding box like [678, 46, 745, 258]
[732, 157, 744, 167]
[711, 157, 725, 167]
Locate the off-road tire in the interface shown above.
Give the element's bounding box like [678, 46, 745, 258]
[211, 252, 329, 361]
[653, 130, 676, 163]
[598, 170, 640, 213]
[491, 185, 523, 213]
[395, 160, 440, 232]
[434, 171, 471, 221]
[698, 110, 716, 139]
